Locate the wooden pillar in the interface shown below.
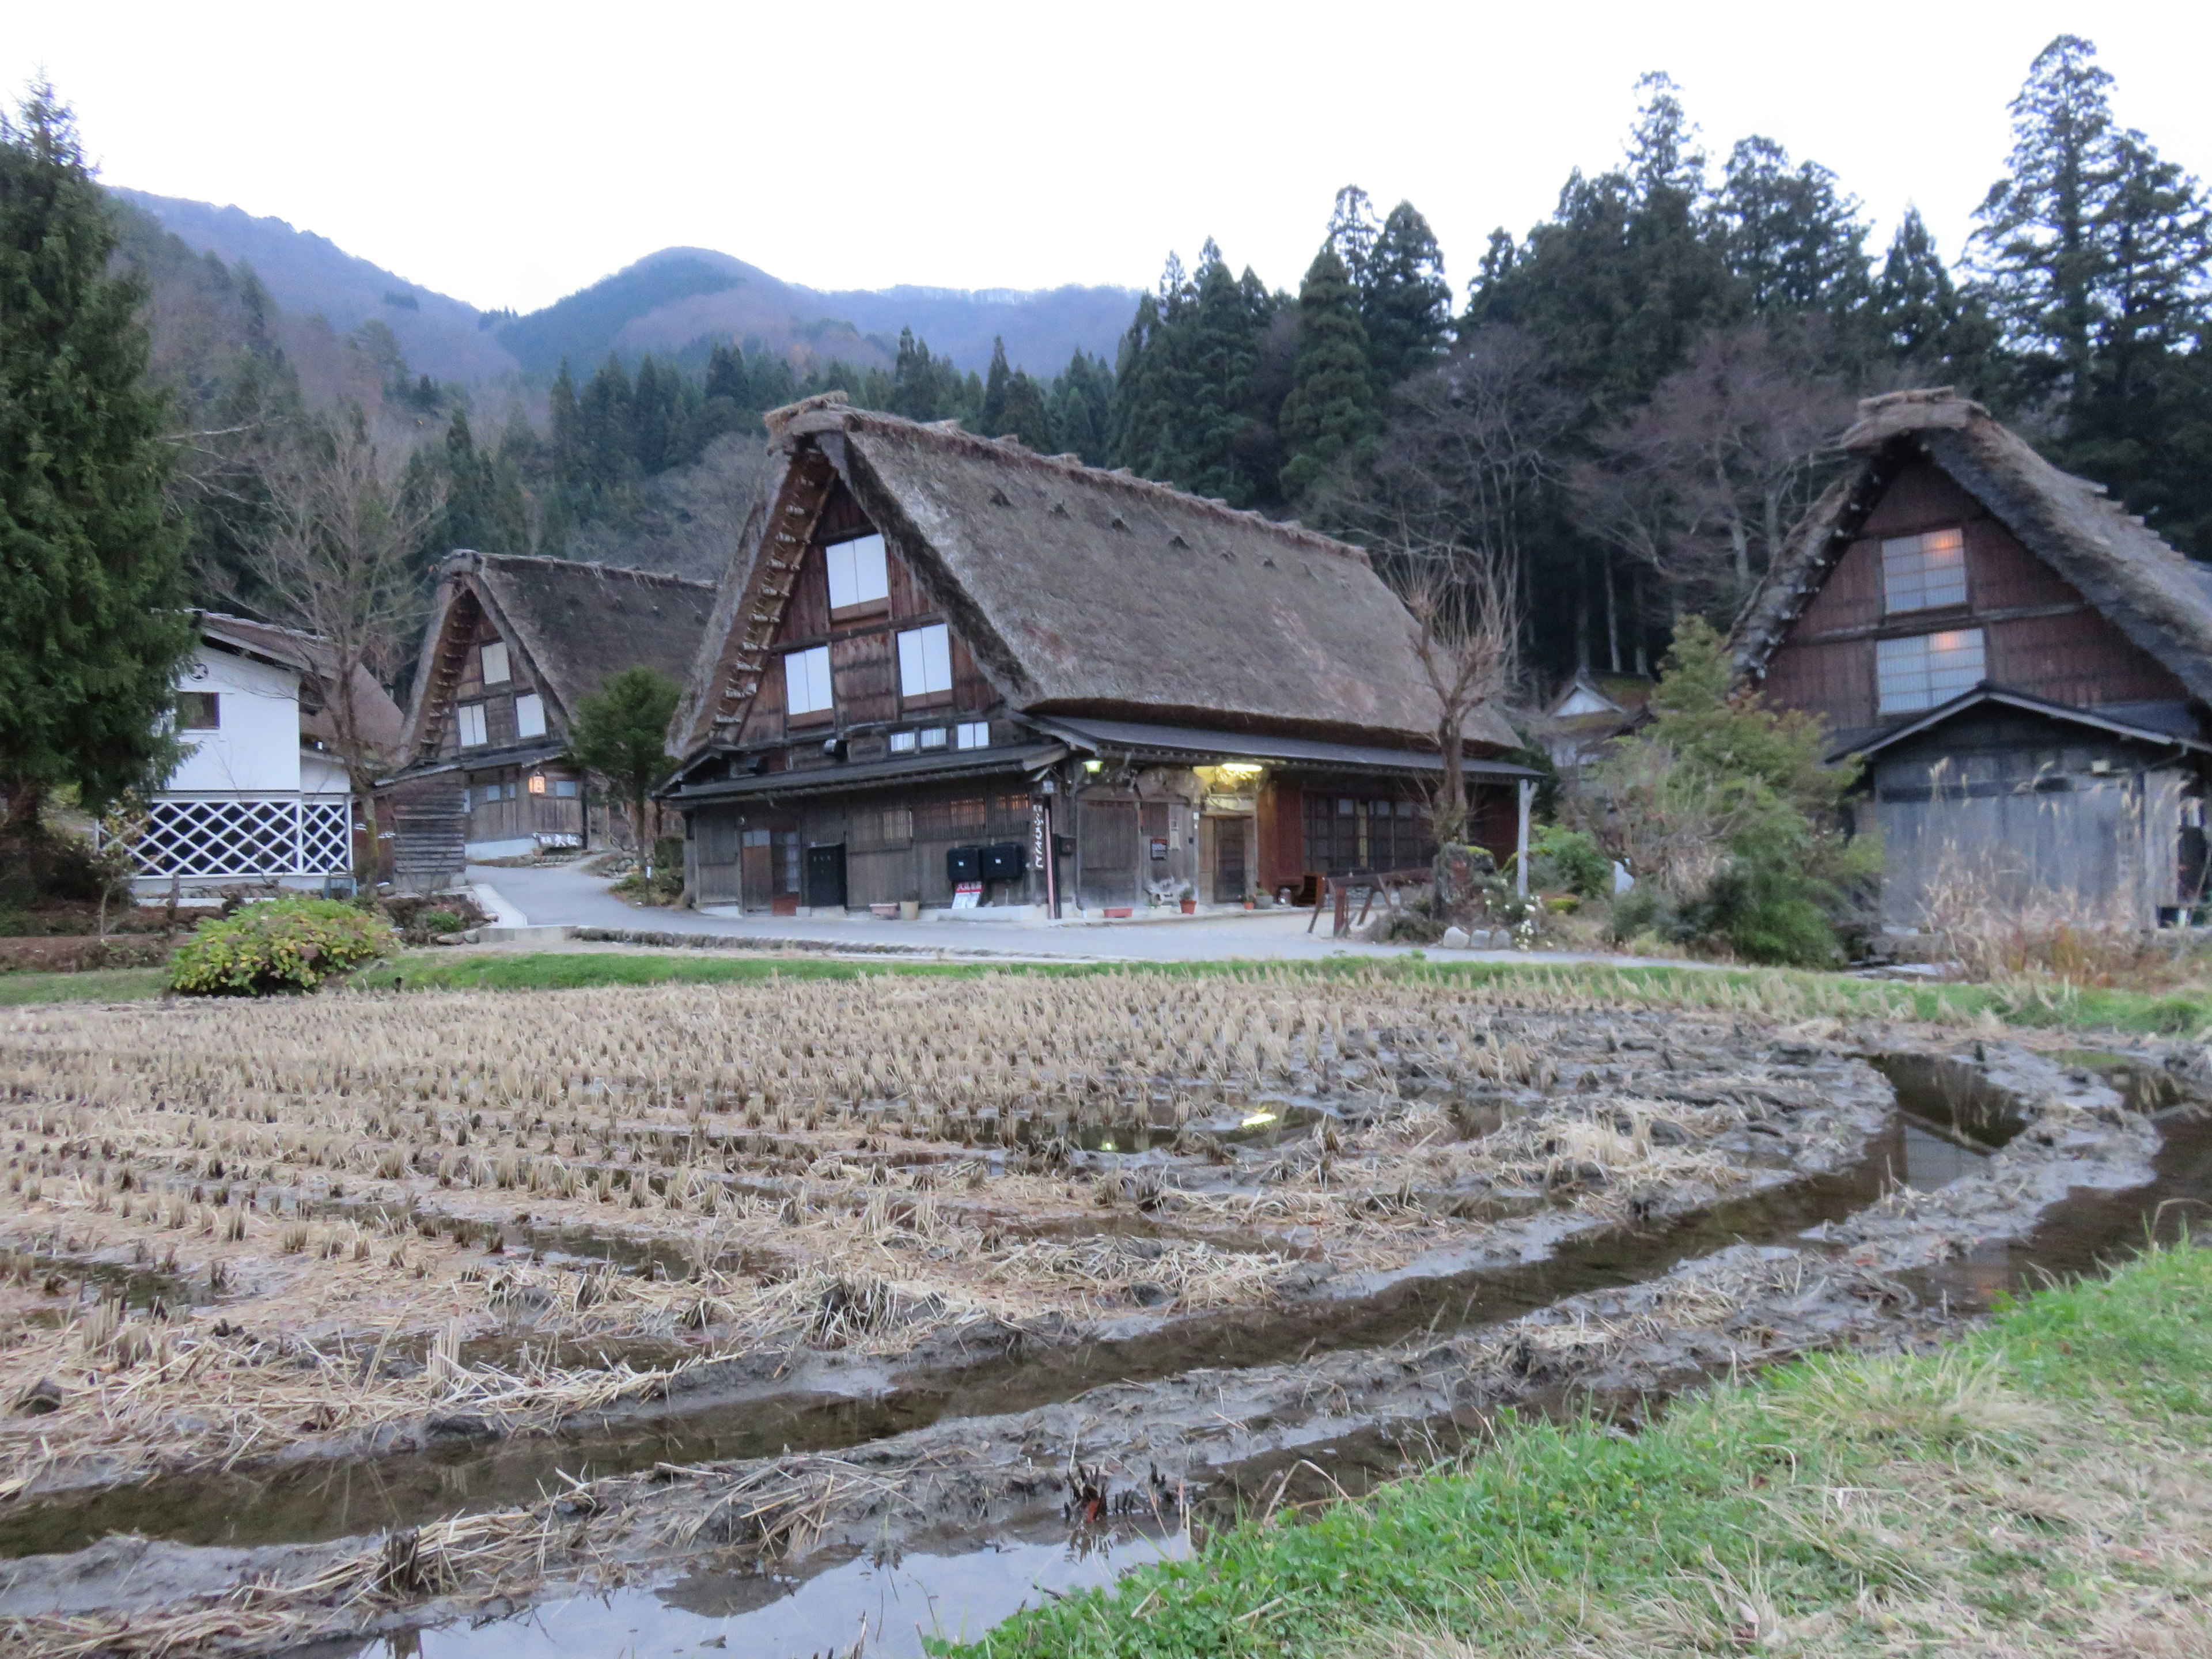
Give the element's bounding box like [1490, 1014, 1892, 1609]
[1515, 780, 1534, 897]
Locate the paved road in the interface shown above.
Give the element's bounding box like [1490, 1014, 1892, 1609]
[468, 860, 1682, 969]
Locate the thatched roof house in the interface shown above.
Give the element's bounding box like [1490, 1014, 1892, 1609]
[385, 551, 715, 880]
[665, 395, 1531, 918]
[1732, 388, 2212, 927]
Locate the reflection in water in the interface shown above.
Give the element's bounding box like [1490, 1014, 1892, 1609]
[369, 1527, 1191, 1659]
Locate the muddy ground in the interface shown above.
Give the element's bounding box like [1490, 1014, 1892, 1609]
[0, 979, 2199, 1658]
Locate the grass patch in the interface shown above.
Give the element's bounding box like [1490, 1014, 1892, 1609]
[942, 1240, 2212, 1657]
[0, 966, 169, 1005]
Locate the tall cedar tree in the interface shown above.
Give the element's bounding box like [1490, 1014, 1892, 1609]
[1971, 35, 2212, 551]
[1359, 202, 1453, 389]
[1871, 208, 1997, 384]
[565, 665, 683, 873]
[0, 86, 194, 825]
[1711, 136, 1869, 319]
[1278, 247, 1380, 502]
[979, 337, 1012, 434]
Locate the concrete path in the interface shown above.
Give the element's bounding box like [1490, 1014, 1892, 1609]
[468, 859, 1692, 970]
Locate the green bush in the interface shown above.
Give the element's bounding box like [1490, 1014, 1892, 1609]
[419, 908, 465, 934]
[169, 897, 395, 995]
[1527, 825, 1612, 899]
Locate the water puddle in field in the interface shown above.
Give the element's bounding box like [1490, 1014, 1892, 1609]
[339, 1522, 1193, 1659]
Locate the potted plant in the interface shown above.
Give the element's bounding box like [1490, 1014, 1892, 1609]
[1179, 882, 1198, 915]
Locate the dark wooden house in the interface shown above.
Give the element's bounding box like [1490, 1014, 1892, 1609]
[661, 395, 1533, 916]
[1733, 388, 2212, 927]
[384, 552, 716, 887]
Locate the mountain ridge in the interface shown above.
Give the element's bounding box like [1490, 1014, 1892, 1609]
[115, 190, 1136, 386]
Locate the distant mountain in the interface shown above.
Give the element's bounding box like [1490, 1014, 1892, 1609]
[112, 189, 522, 385]
[118, 192, 1137, 389]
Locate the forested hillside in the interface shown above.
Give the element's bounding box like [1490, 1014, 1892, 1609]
[124, 34, 2212, 693]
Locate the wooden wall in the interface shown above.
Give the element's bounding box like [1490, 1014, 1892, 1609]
[1760, 460, 2187, 736]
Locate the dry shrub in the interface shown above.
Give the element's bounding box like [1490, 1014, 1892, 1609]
[1917, 847, 2175, 988]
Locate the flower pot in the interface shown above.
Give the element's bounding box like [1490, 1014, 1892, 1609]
[1180, 899, 1197, 914]
[897, 899, 921, 921]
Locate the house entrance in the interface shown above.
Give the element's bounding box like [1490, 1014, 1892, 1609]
[805, 843, 848, 910]
[1213, 818, 1248, 903]
[1078, 799, 1137, 907]
[741, 828, 804, 913]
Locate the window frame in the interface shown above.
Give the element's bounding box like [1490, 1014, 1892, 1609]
[177, 691, 221, 731]
[1880, 527, 1969, 616]
[888, 730, 918, 754]
[1876, 627, 1987, 715]
[480, 639, 511, 685]
[956, 721, 990, 750]
[824, 532, 891, 615]
[457, 701, 490, 749]
[514, 691, 547, 739]
[897, 623, 954, 702]
[783, 644, 835, 718]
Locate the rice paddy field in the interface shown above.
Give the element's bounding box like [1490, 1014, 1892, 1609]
[0, 965, 2200, 1658]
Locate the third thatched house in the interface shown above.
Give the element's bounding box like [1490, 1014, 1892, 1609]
[1733, 388, 2212, 927]
[660, 395, 1533, 916]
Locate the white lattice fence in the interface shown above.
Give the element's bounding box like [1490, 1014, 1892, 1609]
[132, 797, 354, 879]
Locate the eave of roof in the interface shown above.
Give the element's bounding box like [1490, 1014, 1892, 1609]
[665, 741, 1067, 804]
[1029, 714, 1540, 779]
[1832, 684, 2212, 764]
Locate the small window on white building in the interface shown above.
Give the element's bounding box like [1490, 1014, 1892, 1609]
[785, 645, 834, 715]
[918, 726, 948, 749]
[1881, 527, 1968, 613]
[177, 692, 220, 730]
[480, 639, 510, 684]
[889, 730, 918, 753]
[897, 623, 953, 700]
[458, 702, 489, 748]
[956, 721, 990, 749]
[1877, 628, 1986, 714]
[515, 692, 547, 738]
[825, 533, 890, 611]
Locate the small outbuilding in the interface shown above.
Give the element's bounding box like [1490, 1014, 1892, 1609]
[661, 395, 1535, 917]
[1733, 388, 2212, 928]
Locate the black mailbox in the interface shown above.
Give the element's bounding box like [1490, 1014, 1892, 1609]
[1051, 833, 1075, 859]
[946, 845, 982, 883]
[980, 842, 1028, 881]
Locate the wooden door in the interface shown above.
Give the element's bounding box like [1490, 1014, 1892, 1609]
[1078, 800, 1137, 907]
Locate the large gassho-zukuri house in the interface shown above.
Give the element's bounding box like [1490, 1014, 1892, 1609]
[1734, 388, 2212, 927]
[384, 552, 715, 888]
[660, 395, 1534, 917]
[126, 613, 403, 898]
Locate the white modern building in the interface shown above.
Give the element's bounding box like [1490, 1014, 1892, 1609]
[126, 615, 402, 898]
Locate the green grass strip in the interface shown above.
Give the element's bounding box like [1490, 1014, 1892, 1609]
[938, 1240, 2212, 1657]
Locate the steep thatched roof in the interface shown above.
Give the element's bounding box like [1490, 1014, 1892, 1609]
[675, 396, 1518, 756]
[197, 612, 404, 756]
[399, 552, 717, 762]
[1733, 388, 2212, 702]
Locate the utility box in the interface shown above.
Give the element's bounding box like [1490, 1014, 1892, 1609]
[980, 842, 1028, 881]
[946, 845, 982, 883]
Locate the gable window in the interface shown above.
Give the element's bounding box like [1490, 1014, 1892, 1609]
[177, 692, 220, 730]
[918, 726, 948, 749]
[1881, 527, 1967, 614]
[897, 623, 953, 700]
[956, 721, 990, 750]
[825, 533, 891, 612]
[480, 639, 511, 684]
[785, 645, 834, 716]
[515, 692, 547, 738]
[458, 702, 489, 748]
[1876, 628, 1986, 714]
[889, 730, 918, 754]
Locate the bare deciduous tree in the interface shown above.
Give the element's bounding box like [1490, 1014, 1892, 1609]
[246, 414, 443, 878]
[1403, 552, 1519, 847]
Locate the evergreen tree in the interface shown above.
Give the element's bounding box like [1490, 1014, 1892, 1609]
[1109, 273, 1188, 482]
[1180, 243, 1272, 503]
[979, 336, 1013, 434]
[1870, 207, 1997, 382]
[1713, 135, 1870, 317]
[1325, 186, 1382, 288]
[547, 360, 585, 496]
[1278, 247, 1380, 502]
[0, 85, 194, 824]
[577, 355, 638, 499]
[997, 369, 1056, 450]
[1051, 350, 1114, 465]
[1359, 202, 1453, 389]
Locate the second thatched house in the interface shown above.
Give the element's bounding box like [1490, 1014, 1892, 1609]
[1733, 388, 2212, 927]
[384, 552, 717, 887]
[660, 395, 1534, 916]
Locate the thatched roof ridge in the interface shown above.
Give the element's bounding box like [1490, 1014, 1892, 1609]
[399, 551, 715, 762]
[1732, 388, 2212, 704]
[681, 398, 1517, 755]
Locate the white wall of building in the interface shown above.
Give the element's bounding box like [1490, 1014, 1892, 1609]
[165, 645, 302, 794]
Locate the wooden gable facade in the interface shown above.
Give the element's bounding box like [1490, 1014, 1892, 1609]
[663, 396, 1536, 919]
[1734, 389, 2212, 927]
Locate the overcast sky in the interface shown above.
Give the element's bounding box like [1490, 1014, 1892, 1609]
[9, 2, 2209, 316]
